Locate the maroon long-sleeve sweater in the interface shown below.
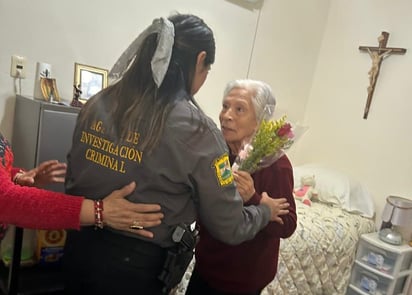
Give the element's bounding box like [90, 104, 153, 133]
[0, 133, 83, 234]
[194, 154, 297, 293]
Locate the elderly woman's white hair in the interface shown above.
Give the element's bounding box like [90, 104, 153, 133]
[223, 79, 276, 122]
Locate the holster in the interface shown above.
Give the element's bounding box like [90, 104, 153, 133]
[158, 223, 198, 294]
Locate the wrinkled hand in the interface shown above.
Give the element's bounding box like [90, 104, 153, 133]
[102, 182, 164, 238]
[260, 192, 290, 224]
[16, 160, 67, 187]
[233, 170, 255, 203]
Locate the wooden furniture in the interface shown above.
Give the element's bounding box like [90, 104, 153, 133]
[347, 232, 412, 295]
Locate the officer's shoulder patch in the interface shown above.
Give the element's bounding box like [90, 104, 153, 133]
[212, 153, 233, 186]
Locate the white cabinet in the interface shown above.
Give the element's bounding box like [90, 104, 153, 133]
[347, 232, 412, 295]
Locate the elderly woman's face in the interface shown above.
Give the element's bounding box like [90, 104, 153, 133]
[219, 87, 257, 145]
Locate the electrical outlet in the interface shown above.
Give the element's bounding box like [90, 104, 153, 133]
[10, 55, 27, 78]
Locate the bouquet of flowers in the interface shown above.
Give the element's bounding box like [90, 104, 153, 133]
[232, 105, 306, 174]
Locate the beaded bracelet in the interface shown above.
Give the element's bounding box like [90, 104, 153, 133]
[94, 200, 104, 229]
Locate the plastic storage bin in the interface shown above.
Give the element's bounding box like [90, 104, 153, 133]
[351, 263, 407, 295]
[356, 236, 412, 277]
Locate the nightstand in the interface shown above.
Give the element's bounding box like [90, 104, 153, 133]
[347, 232, 412, 295]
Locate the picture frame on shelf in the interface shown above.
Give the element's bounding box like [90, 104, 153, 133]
[40, 77, 60, 102]
[73, 63, 108, 103]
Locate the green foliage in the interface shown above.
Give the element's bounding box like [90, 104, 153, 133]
[238, 116, 293, 173]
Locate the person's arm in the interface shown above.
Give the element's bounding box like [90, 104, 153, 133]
[234, 171, 291, 225]
[1, 166, 82, 229]
[232, 170, 255, 203]
[79, 182, 164, 238]
[12, 160, 67, 187]
[0, 168, 163, 237]
[171, 122, 270, 245]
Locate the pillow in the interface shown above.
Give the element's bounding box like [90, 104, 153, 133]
[293, 164, 375, 218]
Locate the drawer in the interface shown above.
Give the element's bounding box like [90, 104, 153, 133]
[346, 284, 362, 295]
[355, 238, 410, 276]
[350, 264, 407, 295]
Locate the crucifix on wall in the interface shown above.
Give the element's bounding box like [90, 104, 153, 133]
[359, 31, 406, 119]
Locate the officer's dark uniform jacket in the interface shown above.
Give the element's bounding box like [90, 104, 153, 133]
[66, 96, 271, 248]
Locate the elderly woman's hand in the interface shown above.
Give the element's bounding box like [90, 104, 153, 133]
[233, 170, 255, 203]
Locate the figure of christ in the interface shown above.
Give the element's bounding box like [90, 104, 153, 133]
[367, 48, 392, 94]
[359, 31, 406, 119]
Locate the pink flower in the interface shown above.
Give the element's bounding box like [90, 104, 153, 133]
[238, 149, 248, 160]
[238, 143, 252, 160]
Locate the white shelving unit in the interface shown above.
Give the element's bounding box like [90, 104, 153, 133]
[347, 232, 412, 295]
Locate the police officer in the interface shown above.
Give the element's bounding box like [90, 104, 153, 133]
[63, 14, 285, 295]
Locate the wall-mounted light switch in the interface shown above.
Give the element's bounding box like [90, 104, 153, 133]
[10, 55, 27, 78]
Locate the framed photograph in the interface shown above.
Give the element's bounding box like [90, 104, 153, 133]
[73, 63, 108, 103]
[40, 77, 60, 102]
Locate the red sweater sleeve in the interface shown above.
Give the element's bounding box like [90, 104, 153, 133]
[251, 155, 297, 238]
[11, 167, 23, 181]
[0, 167, 83, 230]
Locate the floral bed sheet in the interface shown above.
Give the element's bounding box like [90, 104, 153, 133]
[172, 201, 376, 295]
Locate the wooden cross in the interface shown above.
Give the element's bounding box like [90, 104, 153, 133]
[359, 31, 406, 119]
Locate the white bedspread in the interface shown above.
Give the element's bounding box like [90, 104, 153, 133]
[172, 201, 376, 295]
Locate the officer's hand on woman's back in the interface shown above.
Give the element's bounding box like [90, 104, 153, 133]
[260, 193, 289, 225]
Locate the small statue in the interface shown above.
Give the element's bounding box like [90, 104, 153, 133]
[367, 48, 392, 94]
[70, 84, 84, 108]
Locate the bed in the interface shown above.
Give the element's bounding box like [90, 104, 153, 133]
[260, 201, 375, 294]
[171, 164, 377, 295]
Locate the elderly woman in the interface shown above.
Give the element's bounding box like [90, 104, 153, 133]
[186, 79, 298, 295]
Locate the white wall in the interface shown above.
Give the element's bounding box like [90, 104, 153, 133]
[293, 0, 412, 237]
[0, 0, 263, 139]
[249, 0, 330, 124]
[2, 0, 411, 247]
[0, 0, 331, 139]
[0, 0, 328, 170]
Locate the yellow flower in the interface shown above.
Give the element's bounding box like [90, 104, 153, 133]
[236, 115, 295, 173]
